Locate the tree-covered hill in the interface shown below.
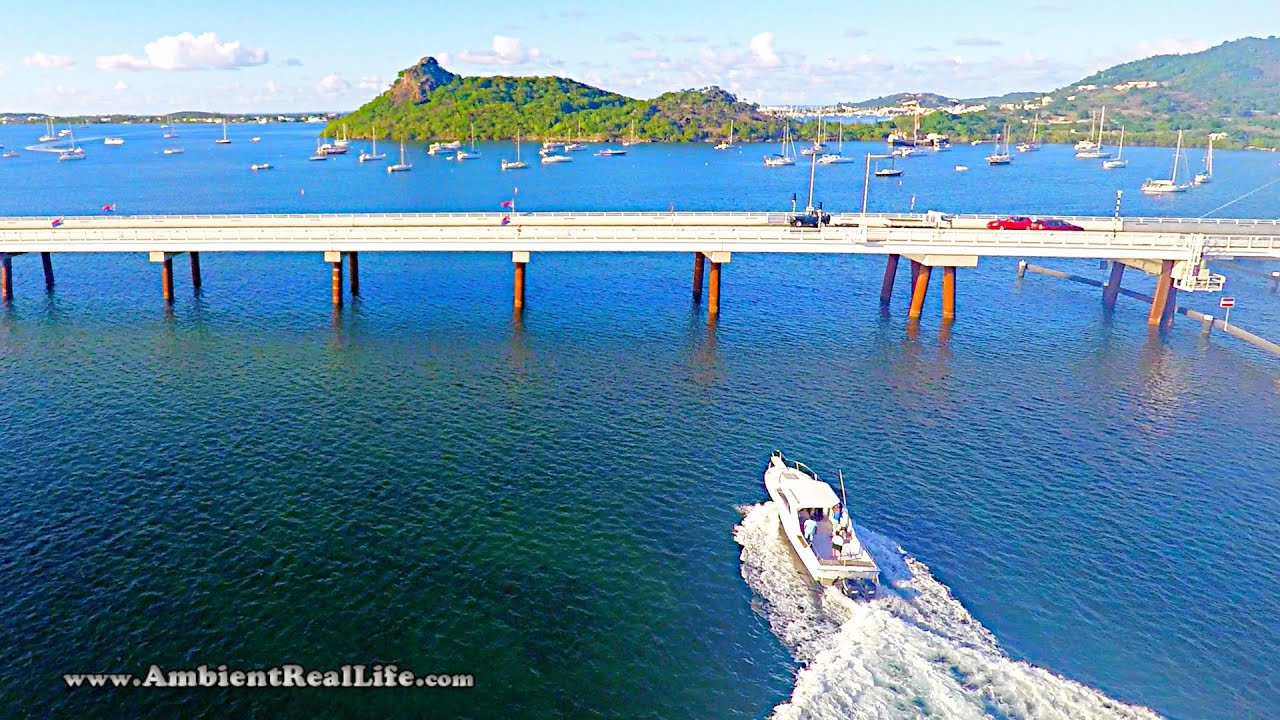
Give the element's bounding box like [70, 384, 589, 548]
[327, 56, 794, 143]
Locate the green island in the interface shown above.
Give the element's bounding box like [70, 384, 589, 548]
[328, 36, 1280, 150]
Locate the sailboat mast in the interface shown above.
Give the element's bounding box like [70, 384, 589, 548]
[1098, 107, 1106, 148]
[1171, 130, 1183, 182]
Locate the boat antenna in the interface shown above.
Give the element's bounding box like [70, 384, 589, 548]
[837, 469, 848, 511]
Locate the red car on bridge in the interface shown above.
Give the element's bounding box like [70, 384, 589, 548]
[987, 216, 1033, 230]
[1030, 218, 1084, 231]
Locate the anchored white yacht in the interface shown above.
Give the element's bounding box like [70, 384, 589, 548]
[763, 451, 879, 598]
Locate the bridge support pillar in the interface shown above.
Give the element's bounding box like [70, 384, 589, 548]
[704, 251, 730, 318]
[941, 266, 956, 322]
[324, 251, 343, 307]
[189, 252, 202, 290]
[1148, 260, 1175, 328]
[512, 251, 529, 311]
[908, 261, 931, 320]
[880, 254, 900, 306]
[41, 252, 54, 290]
[348, 252, 360, 296]
[1, 255, 12, 301]
[149, 251, 185, 303]
[693, 252, 705, 303]
[1103, 262, 1125, 308]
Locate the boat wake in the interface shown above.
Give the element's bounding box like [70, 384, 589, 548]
[734, 502, 1161, 720]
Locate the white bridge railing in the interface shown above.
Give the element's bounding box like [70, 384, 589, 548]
[1, 212, 1278, 260]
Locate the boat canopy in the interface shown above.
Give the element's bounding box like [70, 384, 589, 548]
[780, 472, 840, 510]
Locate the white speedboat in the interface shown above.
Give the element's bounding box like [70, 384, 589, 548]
[250, 163, 272, 171]
[428, 140, 462, 155]
[763, 451, 879, 596]
[103, 137, 125, 146]
[2, 149, 19, 158]
[595, 148, 627, 156]
[162, 147, 184, 155]
[540, 153, 573, 164]
[817, 153, 856, 164]
[455, 149, 481, 161]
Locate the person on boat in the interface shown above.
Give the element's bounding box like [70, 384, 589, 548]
[830, 503, 844, 528]
[824, 525, 844, 558]
[802, 515, 817, 545]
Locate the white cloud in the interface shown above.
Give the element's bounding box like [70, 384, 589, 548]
[24, 51, 75, 69]
[96, 32, 268, 71]
[629, 48, 667, 63]
[265, 80, 283, 95]
[748, 32, 782, 68]
[113, 80, 128, 91]
[1134, 36, 1211, 58]
[316, 73, 350, 95]
[457, 35, 541, 66]
[355, 75, 383, 92]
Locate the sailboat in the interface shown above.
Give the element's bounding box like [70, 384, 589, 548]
[873, 154, 903, 177]
[1074, 110, 1100, 152]
[57, 129, 86, 161]
[818, 122, 856, 164]
[1016, 113, 1041, 152]
[764, 125, 797, 166]
[455, 124, 481, 160]
[359, 126, 387, 162]
[215, 119, 231, 144]
[163, 115, 179, 139]
[986, 125, 1012, 164]
[1075, 108, 1110, 158]
[564, 119, 588, 151]
[799, 116, 828, 156]
[387, 140, 412, 172]
[1193, 135, 1214, 184]
[502, 131, 529, 170]
[39, 118, 57, 143]
[335, 124, 350, 148]
[1102, 126, 1128, 169]
[1141, 130, 1190, 194]
[714, 121, 736, 150]
[622, 121, 644, 146]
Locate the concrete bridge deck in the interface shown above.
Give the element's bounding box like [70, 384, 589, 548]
[1, 211, 1278, 260]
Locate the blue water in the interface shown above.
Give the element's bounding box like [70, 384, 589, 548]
[1, 123, 1279, 720]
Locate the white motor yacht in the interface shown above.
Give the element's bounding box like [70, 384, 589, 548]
[763, 451, 879, 597]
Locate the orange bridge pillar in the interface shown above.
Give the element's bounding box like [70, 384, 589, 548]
[41, 252, 54, 290]
[0, 255, 12, 301]
[324, 251, 343, 307]
[348, 251, 360, 297]
[880, 254, 900, 306]
[512, 251, 529, 311]
[693, 252, 705, 303]
[1148, 259, 1175, 327]
[705, 251, 730, 319]
[149, 251, 180, 303]
[189, 251, 202, 290]
[908, 261, 931, 320]
[941, 266, 957, 322]
[1103, 262, 1125, 308]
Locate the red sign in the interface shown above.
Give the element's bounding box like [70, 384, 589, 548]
[1219, 297, 1236, 308]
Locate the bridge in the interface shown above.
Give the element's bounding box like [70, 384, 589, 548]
[2, 211, 1279, 327]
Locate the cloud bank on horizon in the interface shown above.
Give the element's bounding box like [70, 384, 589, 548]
[0, 0, 1241, 114]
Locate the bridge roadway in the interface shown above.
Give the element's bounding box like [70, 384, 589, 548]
[1, 211, 1280, 261]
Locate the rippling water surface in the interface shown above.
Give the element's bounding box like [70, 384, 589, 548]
[2, 123, 1279, 719]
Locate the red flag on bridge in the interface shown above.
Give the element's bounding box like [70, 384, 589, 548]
[500, 200, 513, 208]
[102, 204, 115, 212]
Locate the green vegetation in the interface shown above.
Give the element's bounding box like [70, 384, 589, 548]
[330, 37, 1280, 149]
[326, 56, 803, 143]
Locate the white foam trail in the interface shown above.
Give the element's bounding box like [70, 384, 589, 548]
[735, 502, 1162, 720]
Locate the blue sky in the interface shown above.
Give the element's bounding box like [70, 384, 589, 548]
[1, 0, 1271, 114]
